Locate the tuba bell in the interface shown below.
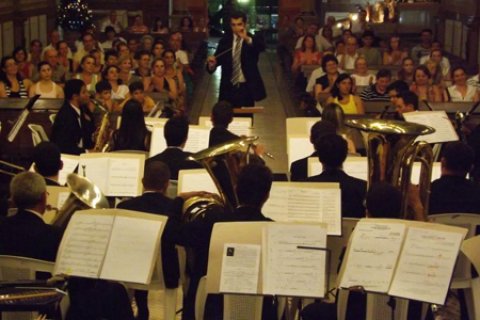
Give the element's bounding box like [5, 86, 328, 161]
[182, 136, 259, 221]
[345, 118, 435, 219]
[51, 173, 110, 228]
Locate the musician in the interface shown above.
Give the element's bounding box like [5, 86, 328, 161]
[290, 120, 337, 181]
[209, 100, 239, 147]
[429, 141, 480, 214]
[391, 90, 419, 118]
[305, 134, 367, 218]
[51, 79, 95, 155]
[117, 161, 179, 320]
[109, 99, 149, 152]
[32, 142, 63, 186]
[146, 117, 201, 180]
[206, 11, 266, 107]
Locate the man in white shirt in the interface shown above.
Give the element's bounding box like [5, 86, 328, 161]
[100, 10, 124, 33]
[295, 23, 322, 51]
[336, 36, 359, 70]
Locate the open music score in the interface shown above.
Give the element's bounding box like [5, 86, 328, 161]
[262, 182, 341, 236]
[338, 219, 467, 305]
[44, 186, 70, 224]
[403, 111, 459, 144]
[218, 223, 328, 298]
[177, 169, 219, 195]
[287, 135, 315, 167]
[54, 209, 166, 285]
[198, 116, 252, 137]
[78, 153, 145, 197]
[149, 125, 210, 157]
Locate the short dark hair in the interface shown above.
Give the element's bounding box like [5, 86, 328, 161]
[164, 116, 189, 147]
[236, 164, 273, 207]
[95, 80, 112, 93]
[331, 73, 353, 100]
[142, 160, 171, 190]
[211, 101, 234, 127]
[420, 28, 433, 35]
[37, 61, 50, 72]
[442, 141, 474, 175]
[376, 69, 392, 80]
[321, 103, 346, 130]
[450, 66, 466, 80]
[366, 183, 402, 218]
[230, 10, 247, 23]
[310, 120, 337, 143]
[128, 80, 144, 93]
[361, 30, 375, 38]
[321, 54, 338, 72]
[398, 90, 419, 110]
[414, 65, 431, 80]
[64, 79, 85, 101]
[104, 26, 116, 34]
[32, 142, 62, 177]
[104, 49, 118, 61]
[134, 49, 151, 60]
[386, 80, 409, 94]
[315, 134, 347, 168]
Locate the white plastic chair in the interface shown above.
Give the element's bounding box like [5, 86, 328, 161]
[429, 213, 480, 320]
[28, 124, 49, 146]
[49, 114, 56, 125]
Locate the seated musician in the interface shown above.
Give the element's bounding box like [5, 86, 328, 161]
[208, 100, 239, 147]
[304, 133, 367, 218]
[391, 90, 419, 119]
[0, 172, 135, 320]
[146, 116, 201, 180]
[95, 80, 118, 112]
[51, 79, 95, 155]
[117, 161, 179, 320]
[32, 141, 63, 186]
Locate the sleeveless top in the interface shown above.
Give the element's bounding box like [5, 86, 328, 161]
[5, 79, 28, 98]
[75, 73, 99, 94]
[447, 85, 477, 102]
[152, 77, 171, 92]
[333, 95, 358, 114]
[33, 81, 58, 98]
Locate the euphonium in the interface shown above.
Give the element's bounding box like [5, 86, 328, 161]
[345, 118, 435, 219]
[50, 173, 109, 229]
[92, 100, 113, 152]
[182, 136, 259, 221]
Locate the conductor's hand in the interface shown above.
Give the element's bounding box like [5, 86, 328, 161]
[237, 28, 252, 43]
[207, 56, 217, 70]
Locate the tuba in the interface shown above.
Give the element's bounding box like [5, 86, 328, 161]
[182, 136, 259, 221]
[50, 173, 110, 228]
[345, 118, 435, 219]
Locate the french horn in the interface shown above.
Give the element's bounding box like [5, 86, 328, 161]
[345, 118, 435, 219]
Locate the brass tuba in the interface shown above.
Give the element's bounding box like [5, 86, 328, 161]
[51, 173, 110, 228]
[182, 136, 259, 221]
[345, 118, 435, 219]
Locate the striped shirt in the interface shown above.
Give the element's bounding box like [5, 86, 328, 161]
[4, 79, 28, 98]
[359, 84, 390, 102]
[467, 75, 480, 89]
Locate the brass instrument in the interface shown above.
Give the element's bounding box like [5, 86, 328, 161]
[182, 136, 259, 221]
[50, 173, 109, 229]
[345, 118, 435, 219]
[0, 160, 25, 177]
[92, 100, 113, 152]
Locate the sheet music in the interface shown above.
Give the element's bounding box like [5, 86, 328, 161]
[403, 111, 458, 144]
[58, 154, 80, 186]
[263, 224, 327, 297]
[219, 243, 261, 294]
[57, 192, 70, 209]
[78, 157, 109, 194]
[149, 126, 167, 157]
[339, 222, 406, 292]
[389, 227, 464, 304]
[411, 162, 441, 184]
[54, 214, 114, 278]
[263, 184, 342, 235]
[308, 157, 368, 181]
[107, 158, 142, 197]
[288, 136, 314, 167]
[178, 169, 219, 194]
[100, 216, 163, 284]
[184, 127, 210, 153]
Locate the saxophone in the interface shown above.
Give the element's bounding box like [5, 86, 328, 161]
[92, 100, 113, 152]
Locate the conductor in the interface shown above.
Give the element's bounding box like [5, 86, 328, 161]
[206, 11, 266, 107]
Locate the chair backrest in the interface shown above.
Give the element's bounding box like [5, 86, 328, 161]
[28, 124, 49, 146]
[166, 179, 178, 199]
[0, 255, 54, 281]
[429, 213, 480, 280]
[49, 113, 56, 125]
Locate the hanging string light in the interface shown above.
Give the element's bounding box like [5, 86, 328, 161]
[57, 0, 94, 31]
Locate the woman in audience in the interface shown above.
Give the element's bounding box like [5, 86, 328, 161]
[409, 65, 443, 102]
[140, 35, 154, 52]
[74, 54, 100, 94]
[109, 99, 150, 151]
[314, 55, 341, 98]
[118, 56, 141, 85]
[89, 49, 104, 74]
[179, 16, 194, 32]
[129, 15, 149, 34]
[102, 65, 129, 100]
[335, 40, 345, 56]
[444, 66, 480, 102]
[146, 58, 178, 102]
[12, 47, 31, 79]
[152, 17, 169, 34]
[383, 34, 408, 66]
[321, 102, 361, 154]
[424, 58, 445, 87]
[29, 62, 64, 98]
[57, 41, 75, 76]
[326, 73, 365, 114]
[163, 49, 186, 109]
[0, 56, 32, 98]
[397, 57, 415, 85]
[421, 48, 451, 79]
[291, 35, 323, 74]
[152, 41, 166, 59]
[317, 25, 335, 52]
[351, 57, 374, 87]
[28, 39, 43, 70]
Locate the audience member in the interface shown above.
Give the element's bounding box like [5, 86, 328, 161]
[42, 48, 69, 83]
[397, 57, 415, 85]
[32, 142, 63, 186]
[445, 66, 480, 102]
[152, 17, 169, 34]
[12, 46, 31, 79]
[152, 40, 166, 59]
[73, 32, 101, 69]
[295, 23, 321, 51]
[0, 56, 32, 98]
[467, 70, 480, 89]
[104, 49, 119, 67]
[291, 35, 323, 74]
[29, 62, 64, 98]
[140, 35, 154, 52]
[110, 99, 149, 151]
[100, 10, 124, 33]
[127, 80, 156, 113]
[28, 39, 43, 69]
[383, 34, 408, 66]
[74, 54, 100, 94]
[103, 65, 129, 100]
[359, 69, 392, 102]
[89, 48, 104, 74]
[118, 55, 141, 85]
[57, 40, 75, 76]
[95, 80, 118, 113]
[411, 28, 433, 63]
[421, 48, 451, 79]
[179, 16, 194, 32]
[169, 32, 193, 76]
[357, 31, 382, 66]
[424, 58, 445, 87]
[147, 58, 178, 102]
[129, 14, 149, 33]
[314, 55, 341, 96]
[101, 26, 120, 50]
[317, 25, 335, 52]
[327, 73, 365, 114]
[298, 93, 321, 117]
[163, 49, 186, 107]
[410, 65, 443, 102]
[351, 56, 374, 87]
[337, 36, 359, 70]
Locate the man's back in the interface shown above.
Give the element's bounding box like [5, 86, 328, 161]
[306, 169, 366, 218]
[209, 126, 239, 147]
[147, 148, 201, 180]
[429, 176, 480, 214]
